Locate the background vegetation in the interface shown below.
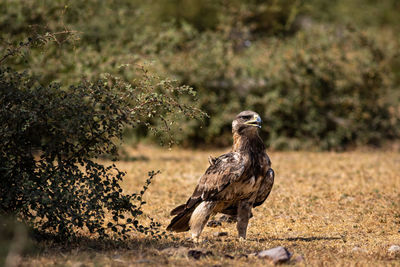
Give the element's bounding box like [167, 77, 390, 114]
[1, 0, 399, 150]
[1, 1, 400, 265]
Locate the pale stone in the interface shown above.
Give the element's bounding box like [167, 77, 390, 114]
[257, 246, 292, 264]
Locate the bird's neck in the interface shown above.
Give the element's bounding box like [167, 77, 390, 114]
[232, 131, 265, 154]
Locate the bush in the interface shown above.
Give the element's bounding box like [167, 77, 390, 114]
[243, 26, 399, 149]
[1, 0, 399, 150]
[0, 53, 202, 239]
[304, 0, 400, 30]
[153, 25, 400, 149]
[150, 0, 302, 35]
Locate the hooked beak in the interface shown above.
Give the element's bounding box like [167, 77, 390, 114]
[245, 115, 262, 128]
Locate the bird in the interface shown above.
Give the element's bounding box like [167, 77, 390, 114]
[167, 110, 274, 241]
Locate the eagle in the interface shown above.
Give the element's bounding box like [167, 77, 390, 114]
[167, 110, 274, 241]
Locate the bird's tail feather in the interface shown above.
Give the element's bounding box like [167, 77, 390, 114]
[167, 202, 200, 232]
[170, 204, 186, 216]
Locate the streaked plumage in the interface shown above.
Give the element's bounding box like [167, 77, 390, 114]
[167, 111, 274, 240]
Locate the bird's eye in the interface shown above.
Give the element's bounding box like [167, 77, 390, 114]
[241, 115, 251, 120]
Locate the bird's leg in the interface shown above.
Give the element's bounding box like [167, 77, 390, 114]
[190, 201, 216, 241]
[237, 200, 252, 239]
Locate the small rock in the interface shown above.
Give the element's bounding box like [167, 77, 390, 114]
[257, 246, 292, 264]
[388, 245, 400, 253]
[213, 231, 228, 237]
[188, 249, 213, 260]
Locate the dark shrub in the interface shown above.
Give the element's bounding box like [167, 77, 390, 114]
[0, 64, 202, 239]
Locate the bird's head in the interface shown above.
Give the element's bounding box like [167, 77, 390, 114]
[232, 110, 262, 134]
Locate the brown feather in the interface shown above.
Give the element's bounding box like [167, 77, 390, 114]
[170, 204, 186, 216]
[166, 209, 192, 232]
[167, 200, 201, 232]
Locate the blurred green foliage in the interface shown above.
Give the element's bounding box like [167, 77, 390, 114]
[305, 0, 400, 29]
[1, 0, 399, 150]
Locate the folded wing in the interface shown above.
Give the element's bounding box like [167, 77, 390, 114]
[167, 152, 247, 232]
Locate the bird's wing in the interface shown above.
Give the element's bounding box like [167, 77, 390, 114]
[253, 167, 274, 207]
[184, 152, 247, 209]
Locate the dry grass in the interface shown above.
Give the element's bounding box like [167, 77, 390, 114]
[22, 146, 400, 266]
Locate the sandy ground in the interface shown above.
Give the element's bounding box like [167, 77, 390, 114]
[21, 145, 400, 266]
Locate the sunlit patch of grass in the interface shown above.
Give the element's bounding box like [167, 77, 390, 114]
[21, 146, 400, 266]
